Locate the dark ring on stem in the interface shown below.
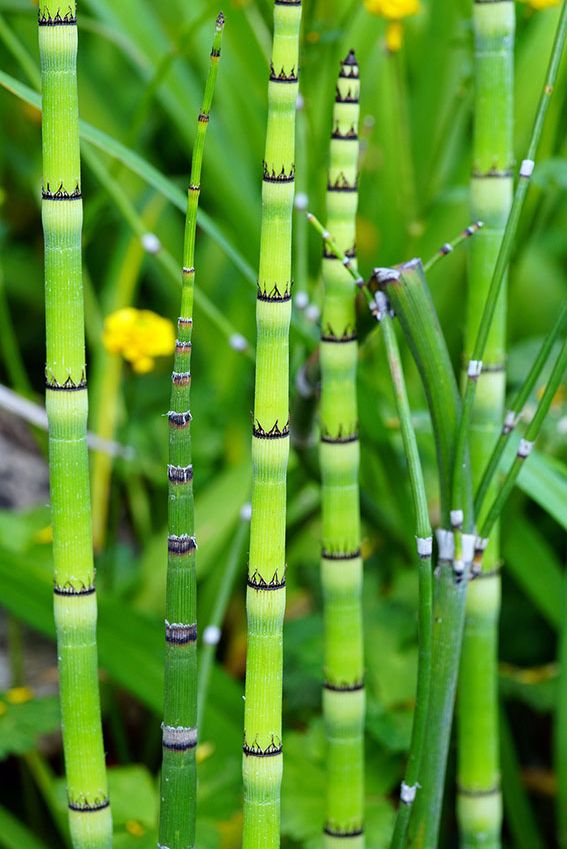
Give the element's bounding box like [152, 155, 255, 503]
[168, 410, 192, 428]
[167, 464, 193, 483]
[46, 377, 87, 391]
[331, 126, 359, 137]
[321, 332, 358, 343]
[471, 168, 513, 178]
[339, 68, 359, 80]
[323, 826, 364, 838]
[262, 163, 295, 183]
[327, 182, 357, 192]
[172, 371, 191, 386]
[243, 739, 283, 757]
[178, 316, 193, 327]
[42, 183, 81, 200]
[253, 420, 290, 439]
[257, 283, 292, 302]
[324, 680, 364, 692]
[321, 432, 358, 444]
[168, 534, 197, 554]
[165, 621, 197, 644]
[175, 340, 192, 352]
[247, 569, 286, 590]
[322, 549, 361, 561]
[457, 782, 501, 797]
[198, 113, 209, 123]
[38, 9, 77, 26]
[270, 64, 298, 83]
[54, 584, 95, 596]
[68, 798, 110, 812]
[274, 0, 301, 5]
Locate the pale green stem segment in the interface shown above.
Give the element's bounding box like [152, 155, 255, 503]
[475, 304, 567, 517]
[39, 5, 112, 849]
[458, 2, 515, 845]
[319, 51, 365, 848]
[243, 4, 302, 849]
[158, 16, 224, 849]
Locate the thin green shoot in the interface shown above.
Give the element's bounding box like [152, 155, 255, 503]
[423, 220, 483, 273]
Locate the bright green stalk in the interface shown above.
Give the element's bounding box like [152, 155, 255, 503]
[38, 5, 111, 849]
[477, 338, 567, 543]
[242, 3, 301, 848]
[319, 50, 364, 849]
[158, 15, 224, 849]
[458, 2, 515, 845]
[422, 221, 483, 274]
[372, 295, 432, 849]
[475, 303, 567, 517]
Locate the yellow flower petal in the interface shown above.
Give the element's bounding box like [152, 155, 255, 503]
[365, 0, 420, 20]
[386, 20, 404, 51]
[6, 686, 34, 704]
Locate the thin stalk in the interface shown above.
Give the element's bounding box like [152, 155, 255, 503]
[477, 338, 567, 543]
[458, 1, 515, 844]
[38, 5, 111, 848]
[319, 50, 365, 849]
[422, 221, 483, 274]
[375, 296, 432, 849]
[242, 3, 302, 848]
[158, 15, 224, 849]
[475, 303, 567, 517]
[452, 0, 567, 519]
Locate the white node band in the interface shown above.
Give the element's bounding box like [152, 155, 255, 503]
[203, 625, 221, 646]
[462, 533, 476, 564]
[468, 360, 483, 378]
[436, 528, 455, 561]
[450, 509, 464, 528]
[400, 782, 418, 804]
[503, 410, 517, 433]
[416, 536, 433, 557]
[518, 438, 534, 458]
[520, 159, 535, 178]
[475, 537, 489, 552]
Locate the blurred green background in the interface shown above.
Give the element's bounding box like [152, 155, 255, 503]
[0, 0, 566, 847]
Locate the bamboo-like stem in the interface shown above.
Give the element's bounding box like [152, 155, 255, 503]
[319, 50, 365, 849]
[476, 338, 567, 544]
[457, 2, 515, 844]
[242, 3, 301, 849]
[475, 303, 567, 517]
[451, 0, 567, 521]
[158, 15, 224, 849]
[38, 5, 112, 849]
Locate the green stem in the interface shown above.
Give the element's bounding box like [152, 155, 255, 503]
[458, 1, 515, 844]
[38, 5, 111, 848]
[243, 4, 302, 848]
[158, 15, 224, 849]
[319, 50, 365, 849]
[374, 297, 432, 849]
[422, 221, 483, 274]
[477, 338, 567, 543]
[474, 303, 567, 517]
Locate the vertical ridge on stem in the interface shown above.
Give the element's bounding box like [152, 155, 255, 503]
[320, 50, 365, 849]
[158, 14, 224, 849]
[39, 4, 112, 848]
[242, 3, 302, 848]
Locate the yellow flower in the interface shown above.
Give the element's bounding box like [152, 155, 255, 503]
[103, 308, 175, 374]
[365, 0, 420, 52]
[526, 0, 559, 8]
[364, 0, 420, 20]
[6, 686, 34, 704]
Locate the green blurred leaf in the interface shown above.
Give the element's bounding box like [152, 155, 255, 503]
[0, 805, 49, 849]
[0, 693, 59, 759]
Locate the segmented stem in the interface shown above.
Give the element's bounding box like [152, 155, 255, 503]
[320, 50, 365, 849]
[457, 2, 515, 844]
[158, 15, 224, 849]
[242, 4, 302, 849]
[39, 4, 112, 848]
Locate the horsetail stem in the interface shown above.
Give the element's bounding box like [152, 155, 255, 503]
[457, 2, 515, 844]
[475, 303, 567, 518]
[242, 3, 301, 849]
[158, 15, 224, 849]
[319, 50, 365, 849]
[422, 221, 483, 273]
[38, 4, 112, 848]
[477, 338, 567, 547]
